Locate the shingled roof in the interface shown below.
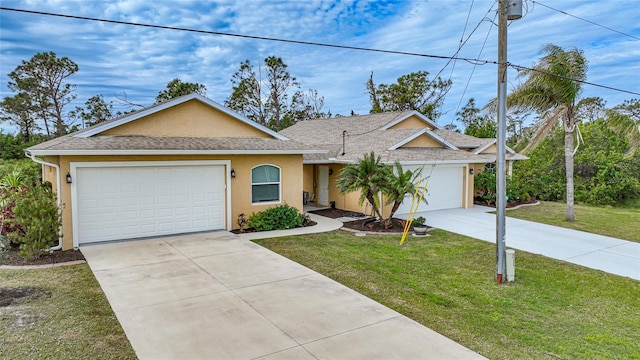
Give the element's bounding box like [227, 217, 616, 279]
[279, 111, 527, 163]
[26, 94, 327, 156]
[27, 135, 322, 155]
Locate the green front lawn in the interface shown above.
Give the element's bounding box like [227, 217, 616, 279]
[256, 231, 640, 360]
[506, 201, 640, 242]
[0, 264, 136, 359]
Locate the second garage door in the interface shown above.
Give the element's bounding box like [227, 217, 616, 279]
[395, 164, 464, 215]
[73, 162, 227, 245]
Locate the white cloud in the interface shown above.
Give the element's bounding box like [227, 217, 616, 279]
[1, 0, 638, 134]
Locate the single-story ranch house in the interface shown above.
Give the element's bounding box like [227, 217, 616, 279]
[279, 110, 526, 217]
[26, 93, 525, 250]
[25, 94, 325, 250]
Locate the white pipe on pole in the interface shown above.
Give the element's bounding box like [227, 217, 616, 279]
[25, 150, 64, 251]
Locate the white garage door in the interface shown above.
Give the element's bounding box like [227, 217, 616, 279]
[395, 165, 464, 215]
[74, 163, 227, 244]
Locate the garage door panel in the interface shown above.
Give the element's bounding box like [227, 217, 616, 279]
[76, 164, 226, 244]
[395, 165, 464, 214]
[158, 208, 173, 217]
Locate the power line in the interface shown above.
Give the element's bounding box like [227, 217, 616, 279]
[531, 1, 640, 41]
[0, 6, 496, 66]
[509, 63, 640, 96]
[1, 6, 638, 97]
[432, 3, 496, 83]
[452, 11, 497, 117]
[427, 2, 497, 120]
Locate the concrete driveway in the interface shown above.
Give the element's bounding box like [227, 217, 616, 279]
[414, 206, 640, 281]
[82, 231, 485, 360]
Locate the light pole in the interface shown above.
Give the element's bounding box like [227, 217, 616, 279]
[496, 0, 521, 284]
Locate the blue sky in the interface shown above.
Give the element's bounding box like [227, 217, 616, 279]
[1, 0, 638, 134]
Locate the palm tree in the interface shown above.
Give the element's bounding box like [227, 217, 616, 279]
[608, 99, 640, 157]
[337, 152, 386, 219]
[508, 44, 587, 221]
[382, 162, 426, 225]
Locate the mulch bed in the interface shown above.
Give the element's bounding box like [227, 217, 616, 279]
[310, 208, 411, 233]
[230, 220, 317, 234]
[1, 249, 85, 267]
[2, 208, 412, 266]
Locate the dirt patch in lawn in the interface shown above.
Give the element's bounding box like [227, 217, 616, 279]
[0, 287, 50, 307]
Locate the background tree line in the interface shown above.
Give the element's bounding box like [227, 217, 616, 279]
[2, 48, 638, 211]
[1, 51, 453, 152]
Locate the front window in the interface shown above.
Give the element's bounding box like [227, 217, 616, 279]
[485, 162, 496, 173]
[251, 165, 281, 203]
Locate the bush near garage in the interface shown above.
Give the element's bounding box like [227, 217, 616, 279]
[247, 204, 310, 232]
[4, 183, 60, 260]
[1, 165, 60, 260]
[474, 170, 533, 206]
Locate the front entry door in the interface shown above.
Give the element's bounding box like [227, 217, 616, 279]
[317, 165, 330, 206]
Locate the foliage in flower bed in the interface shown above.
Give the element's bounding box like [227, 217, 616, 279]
[1, 162, 60, 260]
[4, 184, 59, 260]
[474, 170, 532, 206]
[247, 204, 311, 232]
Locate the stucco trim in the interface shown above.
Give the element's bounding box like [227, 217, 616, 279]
[70, 160, 232, 248]
[472, 140, 518, 155]
[308, 158, 490, 165]
[378, 111, 441, 130]
[472, 139, 497, 154]
[28, 149, 327, 156]
[74, 94, 289, 141]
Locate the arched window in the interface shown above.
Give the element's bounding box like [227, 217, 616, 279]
[251, 165, 281, 204]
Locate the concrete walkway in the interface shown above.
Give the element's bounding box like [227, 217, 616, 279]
[412, 206, 640, 281]
[82, 214, 486, 360]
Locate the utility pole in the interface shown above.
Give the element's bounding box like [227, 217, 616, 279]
[496, 0, 521, 284]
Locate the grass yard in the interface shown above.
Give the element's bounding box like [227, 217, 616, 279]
[506, 201, 640, 242]
[0, 264, 136, 359]
[256, 231, 640, 360]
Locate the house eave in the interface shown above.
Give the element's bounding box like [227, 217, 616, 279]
[304, 159, 493, 165]
[472, 140, 497, 154]
[379, 111, 441, 130]
[27, 149, 327, 156]
[388, 129, 459, 151]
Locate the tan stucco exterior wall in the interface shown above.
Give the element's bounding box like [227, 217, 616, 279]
[469, 163, 483, 202]
[101, 100, 270, 138]
[318, 163, 391, 217]
[328, 164, 344, 207]
[302, 165, 314, 198]
[303, 162, 476, 217]
[388, 116, 434, 130]
[400, 135, 442, 148]
[464, 166, 472, 209]
[480, 144, 498, 154]
[44, 154, 302, 250]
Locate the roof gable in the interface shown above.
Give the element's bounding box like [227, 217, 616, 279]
[380, 111, 440, 130]
[75, 93, 288, 140]
[278, 111, 527, 164]
[388, 129, 458, 151]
